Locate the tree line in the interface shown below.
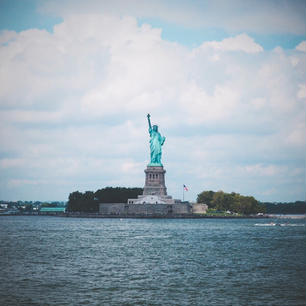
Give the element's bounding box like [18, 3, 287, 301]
[263, 201, 306, 214]
[197, 190, 306, 214]
[68, 187, 264, 214]
[67, 187, 305, 215]
[67, 187, 143, 212]
[197, 190, 265, 215]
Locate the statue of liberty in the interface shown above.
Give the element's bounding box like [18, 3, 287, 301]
[147, 114, 165, 166]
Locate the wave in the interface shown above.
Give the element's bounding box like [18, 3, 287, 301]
[255, 223, 305, 227]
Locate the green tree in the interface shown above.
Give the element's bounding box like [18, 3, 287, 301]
[197, 189, 264, 215]
[67, 187, 143, 212]
[211, 191, 225, 210]
[83, 191, 97, 212]
[197, 190, 215, 207]
[67, 191, 83, 212]
[95, 187, 143, 203]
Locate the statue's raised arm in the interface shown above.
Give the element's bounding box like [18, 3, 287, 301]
[147, 113, 152, 132]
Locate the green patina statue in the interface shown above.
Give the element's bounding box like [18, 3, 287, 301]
[147, 114, 166, 166]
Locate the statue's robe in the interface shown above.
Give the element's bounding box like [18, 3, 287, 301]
[149, 129, 164, 164]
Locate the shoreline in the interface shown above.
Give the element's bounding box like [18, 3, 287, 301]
[1, 212, 305, 219]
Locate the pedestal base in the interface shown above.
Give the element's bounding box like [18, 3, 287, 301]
[143, 166, 167, 196]
[128, 194, 175, 204]
[127, 165, 175, 204]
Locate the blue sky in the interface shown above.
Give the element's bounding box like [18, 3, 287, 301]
[0, 0, 62, 32]
[138, 18, 306, 50]
[0, 0, 305, 202]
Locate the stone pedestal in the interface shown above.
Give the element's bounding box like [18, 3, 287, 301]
[143, 166, 167, 196]
[127, 165, 175, 204]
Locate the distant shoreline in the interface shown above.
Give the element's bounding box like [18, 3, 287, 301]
[1, 212, 305, 219]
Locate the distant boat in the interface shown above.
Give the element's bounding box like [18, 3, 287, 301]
[255, 222, 280, 226]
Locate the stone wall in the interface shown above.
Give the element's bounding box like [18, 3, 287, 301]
[99, 203, 192, 216]
[192, 203, 208, 214]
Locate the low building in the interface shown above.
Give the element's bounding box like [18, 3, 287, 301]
[39, 207, 66, 215]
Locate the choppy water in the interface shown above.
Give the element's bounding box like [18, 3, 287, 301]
[0, 216, 305, 306]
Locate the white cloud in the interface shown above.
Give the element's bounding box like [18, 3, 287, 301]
[199, 34, 263, 53]
[251, 97, 266, 110]
[285, 121, 306, 147]
[0, 30, 18, 44]
[244, 164, 284, 177]
[0, 14, 305, 202]
[7, 179, 43, 187]
[296, 41, 306, 52]
[297, 84, 306, 99]
[178, 82, 240, 124]
[0, 158, 26, 169]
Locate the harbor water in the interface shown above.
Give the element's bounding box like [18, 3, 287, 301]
[0, 216, 305, 306]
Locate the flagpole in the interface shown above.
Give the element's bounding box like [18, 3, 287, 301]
[183, 185, 184, 202]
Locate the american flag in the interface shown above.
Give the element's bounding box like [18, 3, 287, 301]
[183, 184, 188, 191]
